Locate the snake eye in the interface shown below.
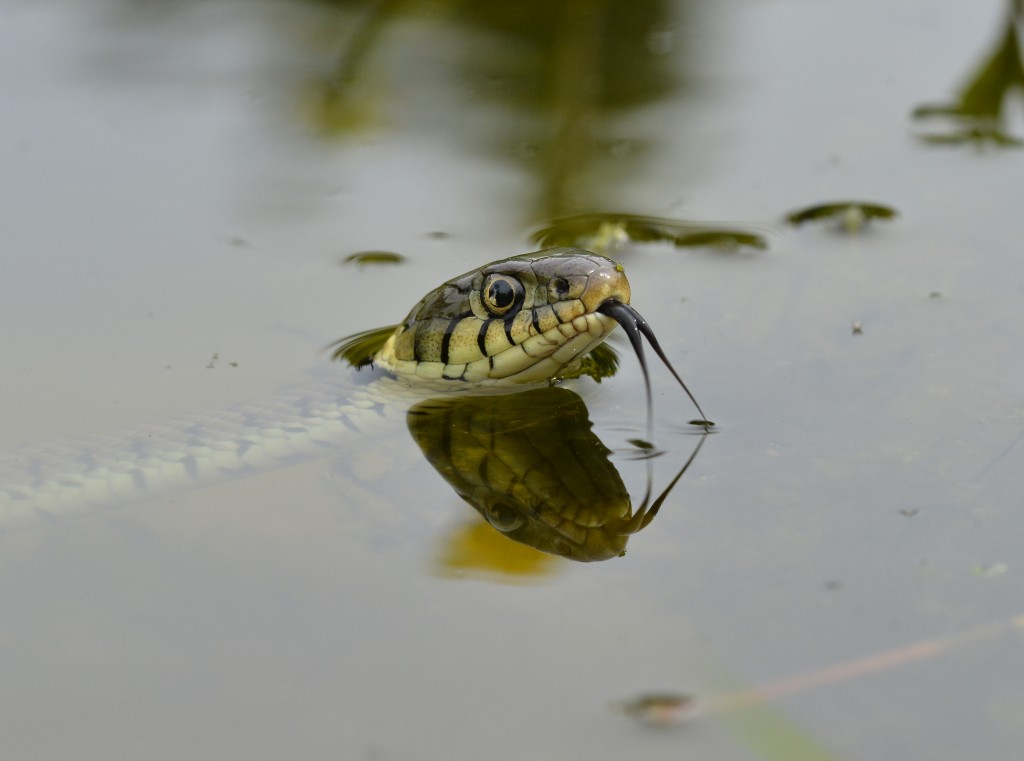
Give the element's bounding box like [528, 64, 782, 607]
[481, 274, 524, 316]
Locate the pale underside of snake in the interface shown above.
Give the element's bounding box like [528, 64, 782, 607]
[0, 247, 708, 533]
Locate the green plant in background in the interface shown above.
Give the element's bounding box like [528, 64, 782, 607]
[913, 0, 1024, 147]
[297, 0, 686, 220]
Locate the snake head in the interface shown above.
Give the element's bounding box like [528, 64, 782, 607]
[333, 246, 710, 424]
[374, 248, 630, 384]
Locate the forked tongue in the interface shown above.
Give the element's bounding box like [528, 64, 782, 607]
[597, 300, 713, 433]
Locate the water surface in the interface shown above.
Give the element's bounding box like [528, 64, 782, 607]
[2, 1, 1023, 759]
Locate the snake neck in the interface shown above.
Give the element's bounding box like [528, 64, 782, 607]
[0, 373, 430, 533]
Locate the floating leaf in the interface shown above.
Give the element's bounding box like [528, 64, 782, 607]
[328, 325, 397, 368]
[785, 201, 898, 233]
[343, 251, 407, 266]
[674, 230, 767, 251]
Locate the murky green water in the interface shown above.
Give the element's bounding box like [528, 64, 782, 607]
[3, 1, 1024, 759]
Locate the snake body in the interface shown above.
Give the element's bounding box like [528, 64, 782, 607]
[0, 248, 636, 531]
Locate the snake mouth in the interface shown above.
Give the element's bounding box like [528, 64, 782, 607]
[597, 300, 711, 427]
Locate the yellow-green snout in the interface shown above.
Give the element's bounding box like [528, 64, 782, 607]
[375, 248, 630, 384]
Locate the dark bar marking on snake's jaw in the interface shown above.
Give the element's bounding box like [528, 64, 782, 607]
[440, 318, 459, 365]
[597, 300, 711, 430]
[476, 319, 491, 357]
[504, 319, 516, 347]
[531, 309, 543, 336]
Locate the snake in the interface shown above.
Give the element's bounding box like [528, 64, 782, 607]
[0, 247, 707, 534]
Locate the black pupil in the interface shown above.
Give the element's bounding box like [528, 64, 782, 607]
[488, 279, 515, 308]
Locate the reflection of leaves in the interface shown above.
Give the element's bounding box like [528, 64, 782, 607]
[302, 0, 398, 137]
[918, 126, 1023, 148]
[329, 324, 397, 367]
[317, 0, 682, 216]
[343, 250, 407, 266]
[532, 212, 766, 253]
[456, 0, 681, 216]
[122, 0, 686, 218]
[785, 201, 898, 233]
[957, 18, 1023, 119]
[912, 8, 1024, 147]
[303, 77, 383, 136]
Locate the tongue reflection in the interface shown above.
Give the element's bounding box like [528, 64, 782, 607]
[597, 300, 712, 429]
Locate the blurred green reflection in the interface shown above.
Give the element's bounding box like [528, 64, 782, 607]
[407, 386, 705, 564]
[297, 0, 690, 218]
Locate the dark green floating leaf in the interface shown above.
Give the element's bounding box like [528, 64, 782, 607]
[673, 230, 767, 251]
[328, 325, 397, 368]
[556, 342, 620, 383]
[627, 438, 655, 450]
[688, 419, 715, 428]
[785, 201, 898, 233]
[343, 251, 407, 266]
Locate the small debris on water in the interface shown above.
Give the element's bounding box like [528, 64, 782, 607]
[899, 508, 920, 517]
[689, 419, 715, 428]
[611, 693, 700, 727]
[628, 438, 655, 450]
[929, 291, 943, 299]
[206, 352, 219, 369]
[852, 321, 863, 335]
[824, 579, 844, 591]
